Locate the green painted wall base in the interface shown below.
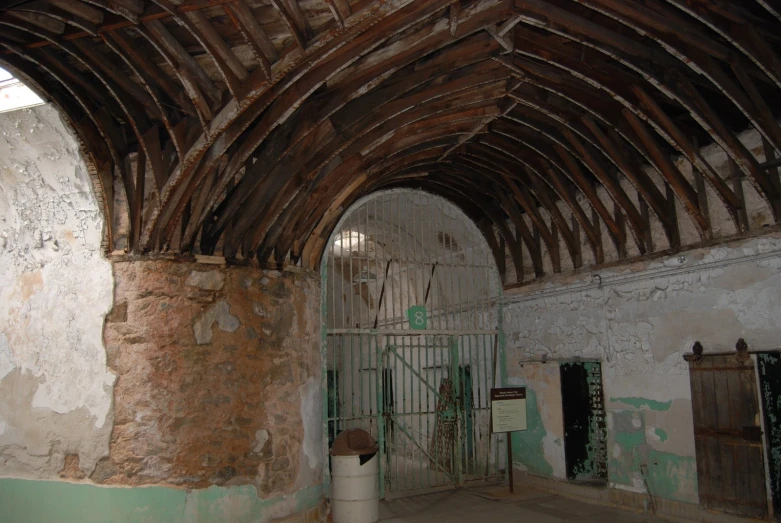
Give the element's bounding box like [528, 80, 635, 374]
[0, 478, 322, 523]
[510, 386, 554, 478]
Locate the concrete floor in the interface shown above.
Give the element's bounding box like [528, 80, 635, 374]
[379, 485, 667, 522]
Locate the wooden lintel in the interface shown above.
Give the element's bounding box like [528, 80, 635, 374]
[692, 137, 712, 240]
[141, 126, 167, 193]
[762, 136, 781, 200]
[131, 148, 146, 252]
[571, 214, 582, 269]
[550, 221, 561, 273]
[614, 202, 627, 259]
[591, 203, 604, 264]
[498, 231, 507, 284]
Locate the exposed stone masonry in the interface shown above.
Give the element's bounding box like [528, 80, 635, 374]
[98, 258, 321, 497]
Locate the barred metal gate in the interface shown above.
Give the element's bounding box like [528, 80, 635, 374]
[322, 190, 504, 497]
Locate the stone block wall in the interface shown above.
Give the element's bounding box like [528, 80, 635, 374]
[99, 259, 323, 496]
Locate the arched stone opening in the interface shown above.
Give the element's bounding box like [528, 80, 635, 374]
[321, 189, 505, 497]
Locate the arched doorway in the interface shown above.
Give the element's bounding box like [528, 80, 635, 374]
[322, 189, 505, 497]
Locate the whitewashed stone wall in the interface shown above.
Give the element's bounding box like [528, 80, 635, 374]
[504, 232, 781, 503]
[0, 105, 114, 479]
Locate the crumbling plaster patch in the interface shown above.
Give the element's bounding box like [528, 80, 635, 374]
[512, 364, 566, 479]
[297, 377, 323, 490]
[0, 105, 114, 480]
[193, 300, 241, 344]
[505, 233, 781, 503]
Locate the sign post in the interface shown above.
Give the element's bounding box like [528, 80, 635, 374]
[490, 387, 527, 493]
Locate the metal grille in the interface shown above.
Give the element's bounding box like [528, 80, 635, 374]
[322, 189, 504, 496]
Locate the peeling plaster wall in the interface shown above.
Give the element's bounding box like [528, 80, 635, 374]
[504, 233, 781, 505]
[511, 363, 565, 480]
[0, 105, 114, 480]
[0, 105, 325, 522]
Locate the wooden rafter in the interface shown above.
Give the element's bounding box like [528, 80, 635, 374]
[270, 0, 313, 50]
[224, 0, 276, 79]
[3, 0, 781, 284]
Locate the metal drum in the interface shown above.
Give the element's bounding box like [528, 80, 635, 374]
[330, 429, 379, 523]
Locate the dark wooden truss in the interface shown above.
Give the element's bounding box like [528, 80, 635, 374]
[3, 0, 781, 284]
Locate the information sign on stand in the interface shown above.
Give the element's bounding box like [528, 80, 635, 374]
[491, 388, 527, 433]
[491, 387, 527, 493]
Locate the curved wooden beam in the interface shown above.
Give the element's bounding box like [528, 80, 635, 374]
[146, 0, 508, 249]
[4, 0, 781, 275]
[196, 49, 509, 251]
[507, 2, 781, 220]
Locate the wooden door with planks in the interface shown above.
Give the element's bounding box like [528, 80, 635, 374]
[688, 354, 768, 518]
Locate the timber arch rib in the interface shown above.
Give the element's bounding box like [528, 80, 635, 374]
[3, 0, 781, 284]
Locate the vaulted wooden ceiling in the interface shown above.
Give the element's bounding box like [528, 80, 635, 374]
[3, 0, 781, 284]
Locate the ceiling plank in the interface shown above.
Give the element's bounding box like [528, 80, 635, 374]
[224, 0, 277, 79]
[108, 29, 196, 118]
[48, 0, 104, 24]
[143, 18, 222, 104]
[449, 1, 459, 36]
[323, 0, 345, 28]
[186, 9, 248, 85]
[561, 127, 647, 253]
[630, 85, 741, 223]
[269, 0, 313, 49]
[676, 73, 781, 222]
[581, 115, 673, 234]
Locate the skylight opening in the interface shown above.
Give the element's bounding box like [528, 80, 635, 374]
[0, 67, 44, 114]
